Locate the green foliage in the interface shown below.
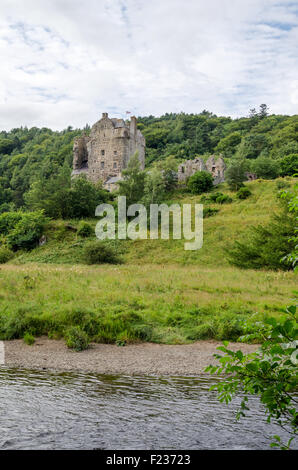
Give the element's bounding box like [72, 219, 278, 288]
[0, 246, 14, 263]
[200, 191, 232, 204]
[154, 155, 178, 190]
[65, 326, 90, 351]
[227, 202, 296, 270]
[203, 207, 220, 218]
[187, 171, 214, 194]
[215, 194, 233, 204]
[83, 241, 121, 265]
[236, 187, 252, 199]
[77, 221, 93, 238]
[142, 167, 166, 208]
[118, 152, 146, 205]
[251, 156, 280, 179]
[23, 332, 35, 345]
[25, 167, 109, 219]
[206, 305, 298, 449]
[0, 212, 23, 235]
[276, 179, 291, 190]
[6, 211, 48, 251]
[280, 183, 298, 270]
[280, 154, 298, 177]
[225, 159, 248, 191]
[215, 132, 242, 158]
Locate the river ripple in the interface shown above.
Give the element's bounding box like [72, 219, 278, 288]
[0, 367, 296, 450]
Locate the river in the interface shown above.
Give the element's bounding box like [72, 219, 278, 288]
[0, 367, 296, 450]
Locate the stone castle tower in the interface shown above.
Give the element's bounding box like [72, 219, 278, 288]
[72, 113, 145, 190]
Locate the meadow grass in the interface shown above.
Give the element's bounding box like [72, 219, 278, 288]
[0, 263, 296, 344]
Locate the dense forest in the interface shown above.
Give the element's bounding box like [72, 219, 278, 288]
[0, 105, 297, 214]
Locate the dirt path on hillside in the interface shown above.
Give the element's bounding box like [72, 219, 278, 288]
[4, 338, 259, 375]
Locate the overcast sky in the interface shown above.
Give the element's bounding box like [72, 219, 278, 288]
[0, 0, 297, 130]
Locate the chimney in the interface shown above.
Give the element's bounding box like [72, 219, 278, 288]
[102, 112, 108, 118]
[130, 116, 137, 136]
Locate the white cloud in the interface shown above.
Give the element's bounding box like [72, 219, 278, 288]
[0, 0, 297, 130]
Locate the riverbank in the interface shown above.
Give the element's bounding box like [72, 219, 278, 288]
[4, 337, 258, 375]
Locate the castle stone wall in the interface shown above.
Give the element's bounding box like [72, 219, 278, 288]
[72, 113, 145, 189]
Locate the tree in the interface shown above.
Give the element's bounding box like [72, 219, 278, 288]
[206, 305, 297, 449]
[187, 171, 213, 194]
[215, 132, 242, 158]
[117, 152, 146, 205]
[154, 155, 178, 190]
[280, 154, 298, 177]
[251, 156, 280, 179]
[225, 159, 248, 191]
[258, 103, 269, 119]
[227, 201, 296, 270]
[142, 167, 166, 207]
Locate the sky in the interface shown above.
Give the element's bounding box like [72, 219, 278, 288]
[0, 0, 297, 130]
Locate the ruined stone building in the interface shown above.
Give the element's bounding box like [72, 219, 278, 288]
[178, 155, 226, 185]
[72, 113, 145, 190]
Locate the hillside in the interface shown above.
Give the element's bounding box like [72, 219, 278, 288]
[0, 108, 297, 213]
[11, 178, 295, 266]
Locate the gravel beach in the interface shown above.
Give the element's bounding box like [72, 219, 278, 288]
[4, 337, 259, 375]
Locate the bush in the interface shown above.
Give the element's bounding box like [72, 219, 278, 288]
[280, 154, 298, 176]
[83, 241, 121, 264]
[65, 326, 90, 351]
[0, 212, 23, 235]
[226, 159, 248, 191]
[236, 187, 252, 199]
[227, 202, 296, 270]
[0, 246, 14, 263]
[6, 211, 48, 251]
[276, 179, 291, 190]
[203, 207, 220, 218]
[187, 171, 214, 194]
[215, 194, 233, 204]
[251, 157, 280, 179]
[77, 221, 93, 238]
[23, 332, 35, 345]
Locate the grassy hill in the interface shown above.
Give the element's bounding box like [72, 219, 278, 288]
[0, 178, 296, 346]
[12, 178, 294, 266]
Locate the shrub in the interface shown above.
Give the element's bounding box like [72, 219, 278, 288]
[23, 332, 35, 345]
[276, 179, 291, 190]
[203, 207, 219, 218]
[187, 171, 214, 194]
[251, 157, 280, 179]
[6, 211, 48, 251]
[0, 212, 23, 235]
[77, 221, 93, 238]
[83, 241, 121, 264]
[65, 326, 90, 351]
[226, 159, 248, 191]
[215, 194, 232, 204]
[280, 154, 298, 176]
[0, 246, 14, 263]
[236, 187, 252, 199]
[227, 202, 296, 270]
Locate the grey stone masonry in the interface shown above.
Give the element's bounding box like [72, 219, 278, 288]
[72, 113, 145, 190]
[178, 154, 226, 185]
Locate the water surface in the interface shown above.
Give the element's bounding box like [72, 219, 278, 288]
[0, 367, 295, 450]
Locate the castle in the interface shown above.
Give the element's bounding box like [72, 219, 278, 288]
[178, 155, 226, 185]
[72, 113, 145, 190]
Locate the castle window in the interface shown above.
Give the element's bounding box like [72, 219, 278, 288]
[113, 162, 117, 168]
[114, 151, 117, 155]
[101, 162, 104, 169]
[101, 150, 105, 156]
[181, 167, 185, 173]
